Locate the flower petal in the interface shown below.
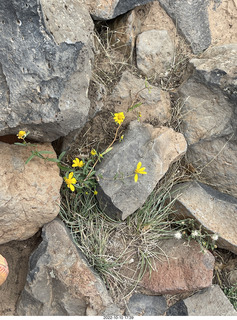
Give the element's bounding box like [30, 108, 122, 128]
[137, 162, 142, 170]
[139, 171, 147, 175]
[134, 174, 138, 182]
[70, 184, 75, 192]
[69, 172, 74, 179]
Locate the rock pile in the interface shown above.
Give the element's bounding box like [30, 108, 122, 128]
[0, 0, 237, 316]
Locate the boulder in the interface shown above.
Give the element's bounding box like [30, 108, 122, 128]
[167, 285, 237, 316]
[0, 142, 62, 244]
[171, 181, 237, 255]
[110, 71, 171, 125]
[178, 44, 237, 197]
[85, 0, 154, 20]
[157, 0, 211, 53]
[136, 29, 175, 77]
[140, 239, 215, 295]
[17, 219, 117, 316]
[125, 293, 167, 316]
[0, 0, 94, 142]
[96, 121, 187, 220]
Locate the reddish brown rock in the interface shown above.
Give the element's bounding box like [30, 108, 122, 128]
[0, 142, 62, 244]
[140, 239, 214, 294]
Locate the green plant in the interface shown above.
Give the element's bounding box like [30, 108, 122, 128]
[223, 286, 237, 310]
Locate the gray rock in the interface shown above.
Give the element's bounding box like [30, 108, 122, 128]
[178, 44, 237, 197]
[136, 29, 175, 77]
[172, 181, 237, 255]
[183, 285, 237, 316]
[17, 219, 115, 316]
[96, 121, 187, 220]
[0, 0, 93, 142]
[166, 300, 188, 316]
[87, 0, 154, 20]
[125, 293, 167, 316]
[157, 0, 211, 53]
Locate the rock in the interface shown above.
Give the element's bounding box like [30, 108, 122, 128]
[157, 0, 211, 53]
[228, 270, 237, 287]
[96, 121, 187, 220]
[0, 142, 62, 244]
[125, 293, 167, 316]
[180, 285, 237, 316]
[17, 219, 115, 316]
[0, 0, 94, 142]
[136, 29, 175, 77]
[166, 300, 188, 316]
[111, 71, 171, 126]
[178, 44, 237, 197]
[110, 10, 141, 60]
[140, 239, 215, 294]
[86, 0, 154, 20]
[171, 181, 237, 255]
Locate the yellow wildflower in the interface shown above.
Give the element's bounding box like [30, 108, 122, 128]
[72, 158, 84, 168]
[17, 130, 26, 139]
[113, 112, 125, 125]
[64, 172, 77, 192]
[134, 161, 147, 182]
[91, 149, 97, 156]
[94, 190, 98, 195]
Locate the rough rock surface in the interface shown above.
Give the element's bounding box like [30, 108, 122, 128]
[182, 285, 237, 316]
[17, 219, 116, 316]
[178, 44, 237, 197]
[96, 121, 187, 220]
[172, 181, 237, 255]
[140, 239, 215, 294]
[125, 293, 167, 316]
[0, 142, 62, 244]
[158, 0, 211, 53]
[136, 29, 175, 77]
[85, 0, 154, 20]
[0, 0, 93, 141]
[111, 71, 171, 126]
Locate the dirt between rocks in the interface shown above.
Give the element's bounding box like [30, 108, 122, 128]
[0, 232, 42, 315]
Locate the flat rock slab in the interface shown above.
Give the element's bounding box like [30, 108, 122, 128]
[125, 293, 167, 316]
[0, 0, 93, 141]
[17, 219, 115, 316]
[167, 285, 237, 316]
[140, 239, 215, 295]
[172, 181, 237, 255]
[0, 142, 62, 244]
[158, 0, 211, 53]
[96, 121, 187, 220]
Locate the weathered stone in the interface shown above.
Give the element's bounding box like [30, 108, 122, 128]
[178, 44, 237, 197]
[136, 29, 175, 77]
[125, 293, 167, 316]
[0, 142, 62, 244]
[96, 121, 187, 220]
[157, 0, 211, 53]
[17, 219, 115, 316]
[172, 181, 237, 255]
[140, 239, 215, 294]
[183, 285, 237, 316]
[85, 0, 154, 20]
[0, 0, 93, 142]
[166, 300, 188, 316]
[111, 71, 171, 126]
[110, 10, 141, 60]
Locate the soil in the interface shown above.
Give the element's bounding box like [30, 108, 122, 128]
[0, 232, 42, 315]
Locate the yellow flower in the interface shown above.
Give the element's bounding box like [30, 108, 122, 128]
[91, 149, 97, 156]
[94, 190, 98, 195]
[134, 162, 147, 182]
[64, 172, 77, 192]
[17, 130, 26, 139]
[72, 158, 84, 168]
[113, 112, 125, 125]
